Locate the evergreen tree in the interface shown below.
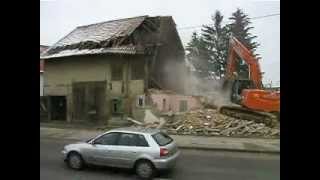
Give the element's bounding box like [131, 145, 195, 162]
[201, 10, 230, 78]
[186, 32, 211, 78]
[228, 8, 260, 79]
[186, 9, 260, 80]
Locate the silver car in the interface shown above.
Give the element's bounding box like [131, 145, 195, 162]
[62, 127, 180, 179]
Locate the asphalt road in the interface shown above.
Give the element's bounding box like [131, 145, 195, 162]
[40, 138, 280, 180]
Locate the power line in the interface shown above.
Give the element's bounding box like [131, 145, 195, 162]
[177, 13, 280, 30]
[251, 13, 280, 20]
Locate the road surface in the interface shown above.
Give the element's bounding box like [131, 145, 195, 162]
[40, 138, 279, 180]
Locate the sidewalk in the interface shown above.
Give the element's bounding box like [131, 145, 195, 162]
[40, 126, 280, 154]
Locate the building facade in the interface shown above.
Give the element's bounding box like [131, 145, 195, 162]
[40, 16, 186, 125]
[40, 45, 49, 96]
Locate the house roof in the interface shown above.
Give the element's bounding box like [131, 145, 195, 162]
[41, 16, 149, 59]
[40, 45, 49, 54]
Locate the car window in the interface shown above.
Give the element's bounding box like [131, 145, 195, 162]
[152, 132, 173, 146]
[116, 133, 149, 147]
[117, 133, 137, 146]
[136, 134, 149, 147]
[94, 132, 119, 145]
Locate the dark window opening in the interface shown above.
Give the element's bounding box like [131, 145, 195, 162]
[162, 99, 166, 111]
[131, 60, 145, 80]
[138, 96, 143, 106]
[112, 63, 123, 81]
[121, 81, 125, 93]
[113, 103, 117, 113]
[112, 98, 122, 114]
[49, 96, 66, 121]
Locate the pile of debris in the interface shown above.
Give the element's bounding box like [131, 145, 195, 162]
[164, 109, 280, 138]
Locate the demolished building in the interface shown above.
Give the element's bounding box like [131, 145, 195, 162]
[40, 15, 187, 126]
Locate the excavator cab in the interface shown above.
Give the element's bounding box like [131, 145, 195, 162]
[230, 79, 254, 104]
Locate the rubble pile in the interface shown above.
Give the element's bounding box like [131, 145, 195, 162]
[164, 109, 280, 138]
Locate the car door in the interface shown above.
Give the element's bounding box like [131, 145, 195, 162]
[89, 132, 120, 166]
[116, 133, 149, 168]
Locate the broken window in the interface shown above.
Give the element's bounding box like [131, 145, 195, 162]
[179, 100, 188, 112]
[138, 95, 144, 107]
[162, 99, 166, 111]
[112, 98, 122, 114]
[111, 63, 123, 81]
[131, 59, 145, 80]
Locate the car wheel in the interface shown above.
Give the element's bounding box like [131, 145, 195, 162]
[135, 160, 155, 179]
[67, 152, 84, 170]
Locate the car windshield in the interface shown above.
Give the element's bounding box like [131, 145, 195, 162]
[85, 136, 96, 143]
[152, 132, 173, 146]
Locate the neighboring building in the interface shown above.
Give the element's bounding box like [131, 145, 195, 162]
[146, 89, 202, 114]
[40, 16, 186, 125]
[40, 45, 49, 96]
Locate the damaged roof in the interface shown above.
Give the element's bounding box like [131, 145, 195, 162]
[41, 16, 154, 59]
[40, 45, 49, 54]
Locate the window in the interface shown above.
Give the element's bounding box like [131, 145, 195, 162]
[117, 133, 149, 147]
[93, 133, 119, 145]
[118, 133, 136, 146]
[111, 63, 123, 81]
[179, 100, 188, 112]
[138, 96, 144, 107]
[112, 98, 122, 114]
[162, 99, 166, 111]
[136, 134, 149, 147]
[131, 60, 145, 80]
[152, 132, 173, 146]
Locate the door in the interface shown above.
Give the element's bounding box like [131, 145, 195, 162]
[89, 132, 120, 166]
[115, 133, 150, 168]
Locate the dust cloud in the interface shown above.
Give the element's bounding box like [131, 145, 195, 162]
[162, 58, 232, 108]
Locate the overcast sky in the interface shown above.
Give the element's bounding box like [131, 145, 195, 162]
[40, 0, 280, 86]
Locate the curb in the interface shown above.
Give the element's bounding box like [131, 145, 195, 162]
[178, 145, 280, 154]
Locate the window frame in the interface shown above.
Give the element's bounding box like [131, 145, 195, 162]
[152, 132, 173, 146]
[117, 132, 149, 147]
[92, 132, 120, 146]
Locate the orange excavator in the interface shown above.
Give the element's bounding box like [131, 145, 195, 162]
[219, 36, 280, 126]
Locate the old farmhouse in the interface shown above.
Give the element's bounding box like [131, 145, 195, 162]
[40, 15, 187, 126]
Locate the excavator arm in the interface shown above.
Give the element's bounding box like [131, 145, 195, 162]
[226, 36, 263, 89]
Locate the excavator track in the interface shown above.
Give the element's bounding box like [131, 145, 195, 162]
[219, 105, 278, 127]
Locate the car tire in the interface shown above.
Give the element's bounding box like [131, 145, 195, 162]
[135, 160, 155, 180]
[67, 152, 84, 170]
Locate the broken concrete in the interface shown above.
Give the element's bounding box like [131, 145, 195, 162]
[163, 108, 280, 138]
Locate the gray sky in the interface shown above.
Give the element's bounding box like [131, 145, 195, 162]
[40, 0, 280, 86]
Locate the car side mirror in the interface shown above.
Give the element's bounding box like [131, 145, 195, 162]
[89, 140, 96, 145]
[91, 140, 101, 145]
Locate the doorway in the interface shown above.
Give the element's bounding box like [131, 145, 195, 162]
[50, 96, 66, 120]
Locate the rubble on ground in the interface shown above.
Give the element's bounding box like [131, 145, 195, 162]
[163, 109, 280, 138]
[127, 108, 280, 138]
